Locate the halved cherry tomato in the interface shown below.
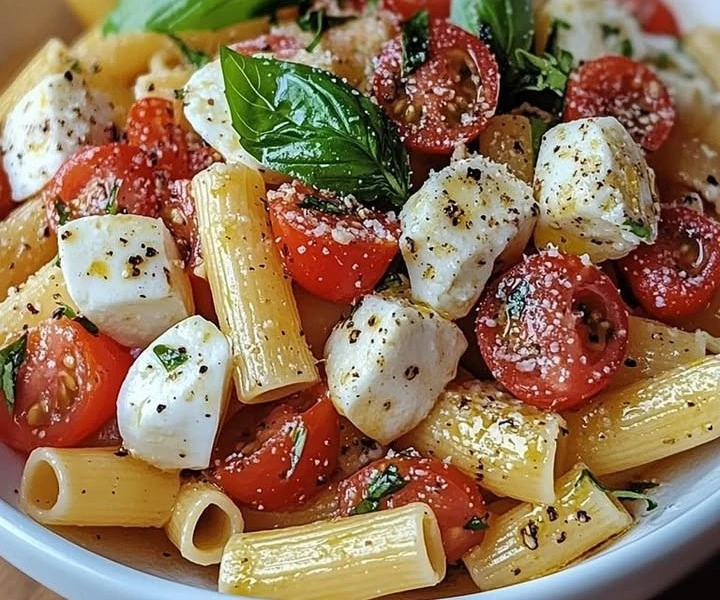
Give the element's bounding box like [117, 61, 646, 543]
[161, 179, 200, 268]
[338, 455, 487, 562]
[0, 164, 12, 220]
[0, 317, 134, 453]
[619, 207, 720, 319]
[232, 34, 304, 60]
[267, 182, 400, 303]
[619, 0, 680, 37]
[475, 252, 629, 411]
[373, 19, 499, 154]
[564, 56, 676, 152]
[382, 0, 450, 19]
[44, 143, 163, 231]
[211, 386, 340, 511]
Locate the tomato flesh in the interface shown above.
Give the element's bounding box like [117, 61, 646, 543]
[268, 182, 400, 303]
[162, 179, 200, 268]
[475, 252, 629, 411]
[382, 0, 450, 19]
[0, 164, 12, 220]
[619, 0, 680, 36]
[619, 207, 720, 319]
[338, 456, 487, 562]
[564, 56, 676, 152]
[231, 34, 304, 59]
[373, 19, 499, 154]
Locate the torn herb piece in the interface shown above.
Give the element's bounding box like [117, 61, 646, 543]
[624, 219, 652, 240]
[402, 10, 430, 77]
[105, 182, 120, 215]
[55, 198, 71, 226]
[153, 344, 190, 372]
[297, 9, 354, 53]
[351, 463, 408, 515]
[53, 303, 100, 336]
[464, 514, 489, 530]
[578, 468, 657, 511]
[169, 35, 210, 68]
[0, 335, 27, 413]
[299, 196, 349, 215]
[289, 423, 308, 475]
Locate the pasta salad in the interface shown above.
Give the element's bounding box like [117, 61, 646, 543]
[1, 0, 720, 598]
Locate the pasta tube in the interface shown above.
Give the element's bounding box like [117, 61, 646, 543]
[165, 482, 244, 566]
[20, 448, 180, 527]
[564, 356, 720, 475]
[193, 163, 319, 404]
[400, 381, 565, 504]
[685, 27, 720, 90]
[463, 463, 632, 591]
[219, 503, 446, 599]
[477, 115, 534, 184]
[64, 0, 115, 25]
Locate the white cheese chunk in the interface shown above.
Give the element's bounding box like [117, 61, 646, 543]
[58, 214, 194, 348]
[534, 116, 660, 262]
[400, 155, 537, 320]
[324, 293, 467, 444]
[118, 315, 232, 470]
[1, 72, 115, 201]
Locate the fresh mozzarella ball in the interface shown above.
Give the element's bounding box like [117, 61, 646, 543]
[58, 215, 194, 348]
[400, 155, 537, 320]
[1, 72, 115, 201]
[118, 315, 232, 470]
[534, 117, 660, 262]
[324, 293, 467, 445]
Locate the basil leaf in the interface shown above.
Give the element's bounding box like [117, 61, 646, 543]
[299, 196, 349, 215]
[153, 345, 190, 372]
[624, 219, 652, 240]
[289, 423, 308, 474]
[55, 198, 71, 226]
[505, 279, 530, 321]
[0, 335, 27, 413]
[577, 469, 658, 512]
[220, 48, 411, 207]
[104, 0, 297, 35]
[529, 116, 552, 157]
[169, 35, 210, 68]
[105, 182, 120, 215]
[297, 10, 354, 53]
[52, 303, 100, 336]
[402, 11, 430, 77]
[514, 47, 572, 96]
[351, 463, 408, 515]
[464, 514, 489, 530]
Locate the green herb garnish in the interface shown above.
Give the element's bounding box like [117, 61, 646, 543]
[578, 469, 658, 512]
[402, 11, 430, 77]
[169, 35, 210, 68]
[464, 514, 490, 530]
[297, 9, 354, 53]
[153, 344, 190, 372]
[299, 196, 349, 215]
[289, 423, 308, 475]
[105, 182, 120, 215]
[53, 303, 100, 336]
[351, 464, 408, 515]
[620, 38, 634, 57]
[55, 198, 71, 226]
[505, 279, 530, 320]
[529, 116, 552, 157]
[0, 335, 27, 413]
[624, 219, 652, 240]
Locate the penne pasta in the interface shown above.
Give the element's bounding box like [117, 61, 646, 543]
[20, 447, 180, 527]
[400, 380, 565, 504]
[477, 115, 535, 184]
[164, 482, 244, 566]
[193, 163, 319, 404]
[463, 463, 633, 591]
[685, 27, 720, 90]
[563, 356, 720, 475]
[219, 503, 446, 599]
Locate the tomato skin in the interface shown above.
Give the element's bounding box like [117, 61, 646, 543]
[0, 318, 134, 453]
[564, 56, 676, 152]
[338, 456, 487, 562]
[0, 164, 13, 220]
[162, 179, 200, 268]
[475, 252, 629, 411]
[44, 143, 163, 231]
[373, 19, 499, 154]
[619, 207, 720, 319]
[211, 387, 340, 511]
[231, 34, 304, 59]
[267, 182, 400, 303]
[619, 0, 680, 37]
[382, 0, 450, 19]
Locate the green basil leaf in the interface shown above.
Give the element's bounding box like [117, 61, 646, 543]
[105, 182, 120, 215]
[624, 219, 652, 240]
[220, 48, 411, 208]
[514, 48, 572, 96]
[351, 463, 408, 515]
[104, 0, 297, 35]
[52, 303, 100, 336]
[55, 198, 71, 226]
[289, 423, 308, 474]
[0, 335, 27, 413]
[577, 469, 658, 512]
[529, 116, 552, 157]
[464, 515, 490, 530]
[299, 196, 350, 215]
[504, 279, 530, 321]
[169, 35, 210, 68]
[297, 9, 354, 53]
[153, 344, 190, 372]
[402, 11, 430, 77]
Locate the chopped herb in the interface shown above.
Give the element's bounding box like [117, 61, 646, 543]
[529, 116, 552, 157]
[601, 23, 621, 38]
[153, 344, 190, 372]
[627, 480, 660, 494]
[619, 38, 634, 58]
[299, 196, 349, 215]
[173, 87, 186, 101]
[105, 182, 120, 215]
[297, 9, 354, 53]
[168, 35, 210, 68]
[351, 463, 407, 515]
[578, 469, 657, 512]
[0, 335, 27, 413]
[54, 303, 100, 335]
[624, 219, 652, 240]
[288, 423, 308, 475]
[55, 198, 71, 226]
[401, 10, 430, 77]
[505, 279, 530, 320]
[464, 514, 489, 530]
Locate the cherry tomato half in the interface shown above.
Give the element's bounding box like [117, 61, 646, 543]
[0, 317, 134, 453]
[373, 19, 499, 154]
[564, 56, 676, 152]
[0, 164, 13, 220]
[231, 34, 304, 60]
[619, 0, 680, 37]
[382, 0, 450, 19]
[338, 455, 487, 562]
[44, 143, 163, 231]
[619, 207, 720, 319]
[268, 182, 400, 304]
[211, 386, 340, 511]
[475, 252, 629, 411]
[161, 179, 200, 268]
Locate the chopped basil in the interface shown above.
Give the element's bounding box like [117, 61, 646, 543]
[464, 514, 489, 530]
[0, 335, 27, 413]
[299, 196, 349, 215]
[620, 38, 634, 57]
[297, 9, 354, 53]
[169, 35, 210, 68]
[289, 423, 308, 475]
[153, 344, 190, 372]
[105, 182, 120, 215]
[53, 303, 100, 336]
[624, 219, 652, 240]
[505, 279, 530, 321]
[55, 198, 71, 226]
[529, 116, 552, 157]
[402, 11, 430, 77]
[578, 469, 658, 512]
[626, 480, 660, 494]
[351, 463, 408, 515]
[220, 48, 410, 208]
[601, 23, 621, 39]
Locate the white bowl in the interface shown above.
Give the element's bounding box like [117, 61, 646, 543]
[2, 1, 720, 599]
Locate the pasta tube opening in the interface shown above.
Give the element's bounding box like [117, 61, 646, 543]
[22, 456, 61, 513]
[193, 504, 232, 551]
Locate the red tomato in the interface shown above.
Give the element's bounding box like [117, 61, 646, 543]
[231, 34, 304, 59]
[81, 417, 122, 447]
[211, 387, 340, 511]
[475, 252, 629, 411]
[162, 179, 200, 268]
[338, 456, 487, 562]
[190, 273, 217, 323]
[373, 19, 499, 154]
[619, 207, 720, 319]
[564, 56, 676, 152]
[619, 0, 680, 37]
[44, 144, 163, 231]
[0, 164, 12, 220]
[382, 0, 450, 19]
[187, 141, 220, 176]
[267, 182, 400, 303]
[0, 318, 134, 453]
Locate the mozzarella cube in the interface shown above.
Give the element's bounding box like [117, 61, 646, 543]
[324, 293, 467, 444]
[534, 117, 660, 262]
[1, 72, 115, 201]
[118, 316, 232, 470]
[58, 215, 194, 348]
[400, 155, 537, 320]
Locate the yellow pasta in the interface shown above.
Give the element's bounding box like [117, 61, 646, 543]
[463, 463, 632, 591]
[164, 482, 244, 566]
[400, 380, 566, 504]
[64, 0, 116, 25]
[20, 448, 180, 527]
[478, 115, 535, 184]
[219, 503, 446, 599]
[193, 163, 319, 404]
[564, 356, 720, 475]
[685, 27, 720, 90]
